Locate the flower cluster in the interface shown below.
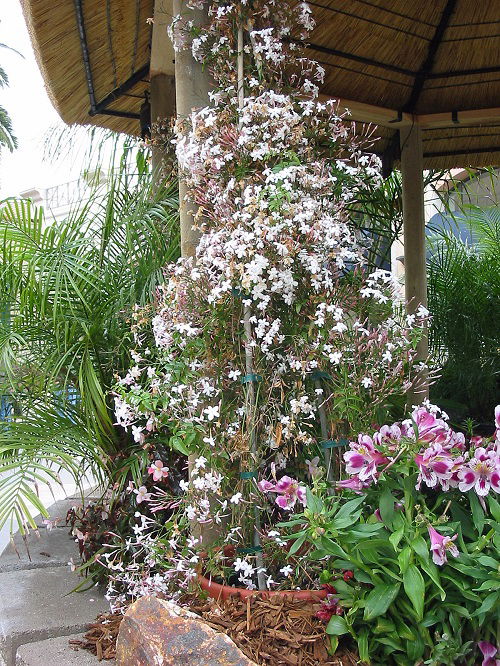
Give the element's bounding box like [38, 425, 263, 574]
[114, 0, 427, 568]
[340, 403, 500, 498]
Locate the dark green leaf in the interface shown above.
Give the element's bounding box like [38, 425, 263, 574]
[403, 565, 425, 620]
[363, 583, 401, 621]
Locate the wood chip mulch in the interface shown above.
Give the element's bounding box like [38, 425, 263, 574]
[73, 595, 358, 665]
[188, 594, 358, 666]
[70, 612, 124, 661]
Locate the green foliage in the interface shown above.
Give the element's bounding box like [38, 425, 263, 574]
[0, 167, 179, 531]
[427, 205, 500, 423]
[283, 474, 499, 664]
[0, 42, 19, 151]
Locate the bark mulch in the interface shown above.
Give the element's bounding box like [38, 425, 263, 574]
[188, 594, 358, 666]
[73, 595, 358, 665]
[70, 612, 123, 661]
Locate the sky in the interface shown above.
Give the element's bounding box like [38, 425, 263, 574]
[0, 1, 87, 199]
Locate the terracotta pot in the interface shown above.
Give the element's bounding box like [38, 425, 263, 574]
[197, 571, 327, 602]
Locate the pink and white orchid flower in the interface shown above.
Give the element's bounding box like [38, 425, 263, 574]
[415, 443, 454, 490]
[258, 475, 307, 511]
[458, 448, 500, 497]
[412, 408, 450, 445]
[428, 525, 459, 566]
[343, 434, 388, 484]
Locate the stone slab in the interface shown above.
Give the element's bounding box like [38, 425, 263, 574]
[16, 634, 114, 666]
[0, 566, 109, 666]
[0, 528, 78, 573]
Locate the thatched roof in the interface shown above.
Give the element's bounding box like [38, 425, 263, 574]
[21, 0, 500, 168]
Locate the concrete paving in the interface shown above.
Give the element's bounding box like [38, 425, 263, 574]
[16, 634, 104, 666]
[0, 497, 110, 666]
[0, 526, 78, 573]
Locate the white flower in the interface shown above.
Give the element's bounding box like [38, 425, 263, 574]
[361, 377, 373, 388]
[228, 369, 241, 381]
[203, 405, 220, 421]
[131, 425, 144, 443]
[133, 486, 151, 504]
[280, 565, 293, 577]
[329, 351, 343, 365]
[194, 456, 207, 470]
[230, 493, 243, 505]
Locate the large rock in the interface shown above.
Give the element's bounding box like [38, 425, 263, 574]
[116, 596, 256, 666]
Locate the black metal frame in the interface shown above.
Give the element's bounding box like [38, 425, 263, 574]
[73, 0, 146, 120]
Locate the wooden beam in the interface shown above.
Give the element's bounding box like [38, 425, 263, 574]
[150, 0, 176, 179]
[318, 94, 412, 127]
[319, 94, 500, 130]
[400, 124, 428, 402]
[418, 107, 500, 128]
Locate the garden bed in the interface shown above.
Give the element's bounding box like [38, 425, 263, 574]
[76, 596, 359, 666]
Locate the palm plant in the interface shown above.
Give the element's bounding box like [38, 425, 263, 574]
[0, 166, 179, 532]
[427, 205, 500, 424]
[0, 42, 19, 152]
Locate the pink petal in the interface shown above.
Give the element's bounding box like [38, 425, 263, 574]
[275, 495, 293, 510]
[275, 476, 294, 492]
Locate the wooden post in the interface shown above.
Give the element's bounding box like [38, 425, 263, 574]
[172, 0, 211, 259]
[150, 0, 176, 182]
[400, 124, 429, 402]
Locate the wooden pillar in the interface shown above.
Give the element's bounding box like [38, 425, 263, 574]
[172, 0, 211, 259]
[150, 0, 176, 182]
[400, 125, 429, 401]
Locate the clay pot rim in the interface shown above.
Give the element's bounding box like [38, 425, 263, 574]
[197, 570, 327, 602]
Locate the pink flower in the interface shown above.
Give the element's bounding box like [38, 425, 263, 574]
[337, 476, 370, 493]
[343, 435, 388, 483]
[258, 475, 307, 511]
[415, 444, 454, 490]
[147, 460, 169, 482]
[427, 525, 459, 566]
[458, 448, 500, 497]
[495, 405, 500, 430]
[478, 641, 500, 666]
[373, 423, 402, 447]
[412, 408, 450, 445]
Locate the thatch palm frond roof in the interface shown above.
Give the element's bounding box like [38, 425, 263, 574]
[20, 0, 500, 168]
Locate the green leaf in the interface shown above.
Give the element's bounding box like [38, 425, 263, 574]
[474, 580, 500, 592]
[374, 618, 396, 635]
[406, 636, 425, 661]
[403, 565, 425, 621]
[471, 591, 499, 617]
[357, 628, 370, 662]
[417, 556, 446, 601]
[288, 532, 307, 556]
[398, 546, 412, 574]
[389, 526, 404, 550]
[469, 492, 485, 535]
[363, 583, 400, 621]
[305, 487, 324, 514]
[411, 536, 429, 561]
[334, 495, 366, 522]
[477, 555, 498, 568]
[326, 615, 349, 636]
[488, 496, 500, 522]
[379, 489, 395, 527]
[169, 436, 190, 456]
